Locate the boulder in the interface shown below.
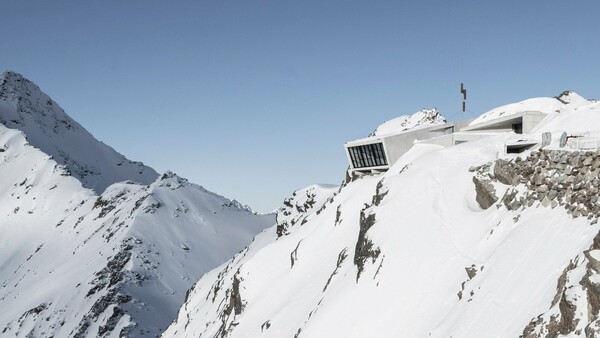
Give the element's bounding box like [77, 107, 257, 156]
[473, 177, 498, 210]
[502, 189, 520, 211]
[537, 185, 549, 194]
[494, 159, 519, 186]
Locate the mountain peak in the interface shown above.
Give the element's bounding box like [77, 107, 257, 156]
[555, 90, 590, 106]
[0, 70, 46, 100]
[370, 108, 446, 137]
[0, 70, 27, 80]
[0, 71, 158, 193]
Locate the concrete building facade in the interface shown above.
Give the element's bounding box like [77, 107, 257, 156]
[344, 111, 548, 173]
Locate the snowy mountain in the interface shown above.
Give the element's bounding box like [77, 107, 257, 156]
[0, 72, 274, 337]
[470, 90, 592, 126]
[370, 107, 446, 137]
[164, 93, 600, 337]
[0, 71, 158, 193]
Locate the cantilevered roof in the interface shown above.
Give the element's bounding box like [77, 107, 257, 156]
[461, 111, 546, 132]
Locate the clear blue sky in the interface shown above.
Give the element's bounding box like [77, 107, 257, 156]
[1, 1, 599, 212]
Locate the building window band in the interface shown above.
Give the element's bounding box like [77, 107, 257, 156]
[347, 142, 387, 169]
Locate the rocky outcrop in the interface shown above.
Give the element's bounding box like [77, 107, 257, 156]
[354, 207, 380, 282]
[494, 159, 519, 186]
[354, 180, 387, 281]
[520, 241, 600, 337]
[276, 185, 338, 237]
[484, 150, 600, 337]
[473, 177, 498, 210]
[473, 149, 600, 223]
[216, 270, 246, 338]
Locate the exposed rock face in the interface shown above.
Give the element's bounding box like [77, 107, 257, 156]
[276, 185, 338, 237]
[353, 207, 380, 281]
[216, 270, 246, 338]
[353, 179, 387, 281]
[494, 159, 519, 186]
[520, 244, 600, 337]
[473, 176, 498, 210]
[470, 149, 600, 337]
[474, 149, 600, 223]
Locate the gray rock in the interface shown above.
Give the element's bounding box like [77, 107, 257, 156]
[564, 166, 573, 175]
[534, 174, 545, 186]
[502, 189, 520, 211]
[473, 177, 498, 210]
[541, 196, 551, 208]
[494, 159, 519, 186]
[551, 154, 560, 163]
[560, 155, 568, 164]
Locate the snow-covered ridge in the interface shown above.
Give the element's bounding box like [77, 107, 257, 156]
[370, 108, 446, 137]
[0, 70, 158, 193]
[470, 90, 594, 126]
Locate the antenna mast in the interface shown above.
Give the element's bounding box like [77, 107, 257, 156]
[460, 83, 467, 112]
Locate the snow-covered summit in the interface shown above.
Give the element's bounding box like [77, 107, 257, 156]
[0, 72, 275, 337]
[0, 71, 158, 193]
[470, 90, 594, 126]
[370, 108, 446, 137]
[0, 119, 275, 337]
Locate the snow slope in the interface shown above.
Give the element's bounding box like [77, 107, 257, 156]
[0, 74, 275, 337]
[0, 71, 158, 193]
[470, 91, 594, 126]
[164, 93, 600, 338]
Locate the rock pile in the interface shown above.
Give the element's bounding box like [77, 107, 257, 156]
[472, 149, 600, 224]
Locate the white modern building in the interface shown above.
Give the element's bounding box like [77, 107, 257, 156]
[344, 111, 548, 173]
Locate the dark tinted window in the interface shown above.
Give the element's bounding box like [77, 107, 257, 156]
[512, 123, 523, 134]
[348, 143, 388, 169]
